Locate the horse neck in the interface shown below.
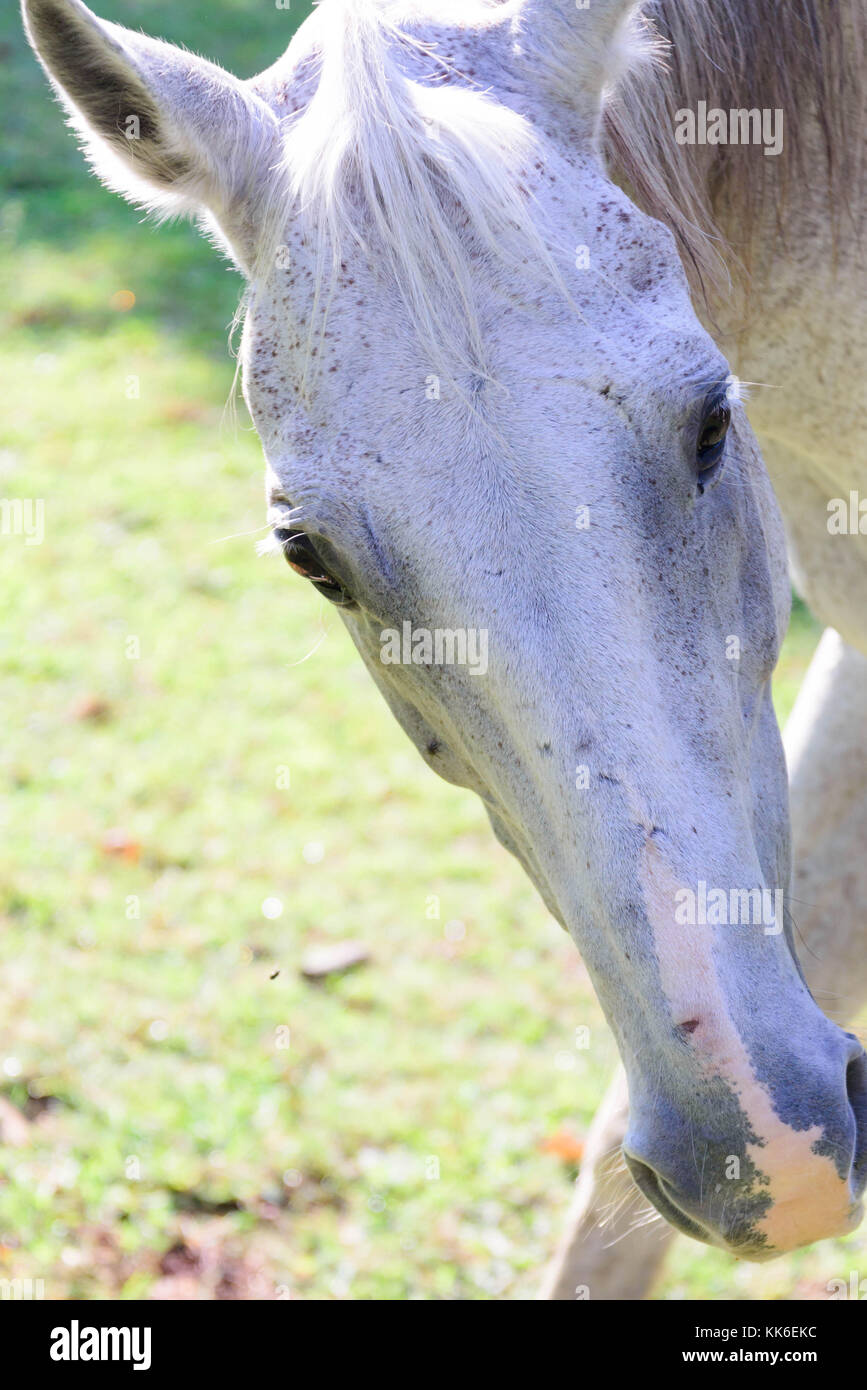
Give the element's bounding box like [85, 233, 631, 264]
[604, 1, 865, 458]
[606, 0, 865, 332]
[639, 0, 867, 645]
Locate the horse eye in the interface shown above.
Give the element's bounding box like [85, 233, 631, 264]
[274, 529, 353, 605]
[696, 397, 731, 480]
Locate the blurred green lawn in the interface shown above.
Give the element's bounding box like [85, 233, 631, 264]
[0, 0, 862, 1301]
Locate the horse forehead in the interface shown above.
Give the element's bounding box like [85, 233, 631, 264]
[252, 304, 711, 491]
[247, 123, 705, 471]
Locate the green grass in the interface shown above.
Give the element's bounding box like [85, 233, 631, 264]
[1, 1, 863, 1302]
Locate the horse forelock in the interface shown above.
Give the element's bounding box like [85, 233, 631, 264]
[250, 0, 567, 399]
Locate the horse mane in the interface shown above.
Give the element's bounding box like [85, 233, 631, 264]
[603, 0, 867, 300]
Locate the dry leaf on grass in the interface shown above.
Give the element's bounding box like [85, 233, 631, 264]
[538, 1129, 584, 1163]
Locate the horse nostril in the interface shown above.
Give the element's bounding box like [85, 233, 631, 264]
[845, 1049, 867, 1189]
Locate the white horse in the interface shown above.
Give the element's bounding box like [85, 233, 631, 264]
[23, 0, 867, 1297]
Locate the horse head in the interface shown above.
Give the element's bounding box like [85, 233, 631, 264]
[24, 0, 867, 1257]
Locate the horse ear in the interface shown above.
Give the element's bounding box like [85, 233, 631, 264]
[511, 0, 647, 124]
[21, 0, 279, 231]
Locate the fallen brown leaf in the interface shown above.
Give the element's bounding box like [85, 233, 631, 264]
[71, 694, 113, 723]
[100, 829, 141, 863]
[300, 941, 370, 980]
[539, 1129, 584, 1163]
